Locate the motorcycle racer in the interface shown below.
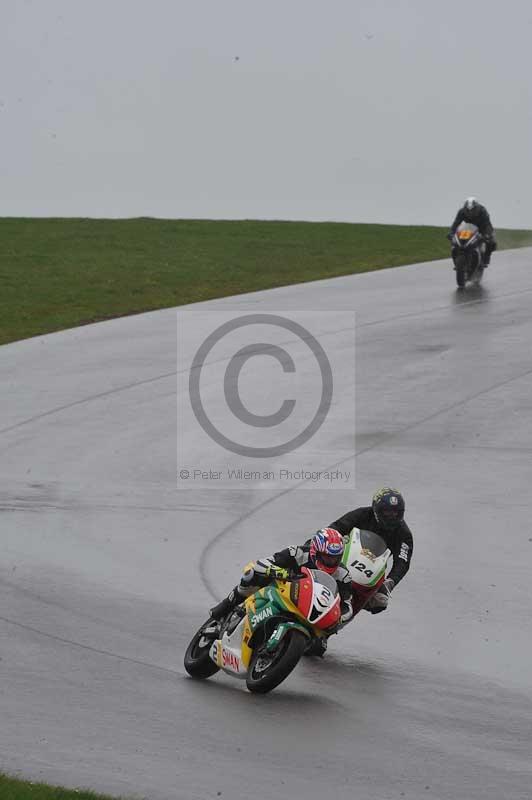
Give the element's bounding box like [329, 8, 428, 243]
[328, 487, 413, 615]
[448, 197, 497, 266]
[209, 528, 354, 655]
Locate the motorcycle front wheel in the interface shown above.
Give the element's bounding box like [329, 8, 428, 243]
[455, 254, 466, 288]
[184, 619, 221, 679]
[246, 630, 307, 694]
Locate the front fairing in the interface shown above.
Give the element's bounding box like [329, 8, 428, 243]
[248, 569, 340, 635]
[278, 569, 341, 630]
[210, 613, 252, 678]
[342, 528, 392, 611]
[454, 222, 481, 249]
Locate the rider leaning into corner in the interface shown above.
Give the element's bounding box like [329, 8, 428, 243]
[209, 487, 414, 656]
[210, 527, 354, 630]
[447, 197, 497, 266]
[328, 487, 413, 616]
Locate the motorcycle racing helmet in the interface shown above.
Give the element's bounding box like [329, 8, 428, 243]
[309, 528, 344, 574]
[372, 487, 405, 530]
[464, 196, 478, 211]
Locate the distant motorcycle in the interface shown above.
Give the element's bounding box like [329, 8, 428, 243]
[184, 567, 341, 694]
[450, 222, 486, 288]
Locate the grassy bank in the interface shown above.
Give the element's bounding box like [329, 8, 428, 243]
[0, 773, 125, 800]
[1, 218, 531, 345]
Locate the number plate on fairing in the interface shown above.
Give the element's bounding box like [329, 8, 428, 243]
[342, 528, 391, 587]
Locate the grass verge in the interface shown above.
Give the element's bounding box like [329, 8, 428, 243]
[0, 773, 127, 800]
[1, 218, 531, 346]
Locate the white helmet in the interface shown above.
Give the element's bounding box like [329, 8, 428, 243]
[464, 196, 478, 211]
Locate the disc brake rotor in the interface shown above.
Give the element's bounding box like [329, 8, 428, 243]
[254, 654, 274, 673]
[197, 622, 219, 650]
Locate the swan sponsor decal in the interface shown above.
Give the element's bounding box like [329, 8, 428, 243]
[222, 648, 240, 671]
[251, 606, 274, 626]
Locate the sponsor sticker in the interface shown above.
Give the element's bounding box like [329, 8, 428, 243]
[222, 649, 240, 671]
[399, 542, 410, 562]
[251, 606, 274, 626]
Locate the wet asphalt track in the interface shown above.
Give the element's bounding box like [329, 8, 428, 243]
[1, 251, 532, 800]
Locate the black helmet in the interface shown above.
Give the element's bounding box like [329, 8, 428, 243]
[372, 487, 405, 530]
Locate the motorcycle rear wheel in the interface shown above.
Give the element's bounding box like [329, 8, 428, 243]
[246, 630, 307, 694]
[184, 619, 221, 679]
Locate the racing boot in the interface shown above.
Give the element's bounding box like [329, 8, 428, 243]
[209, 587, 241, 620]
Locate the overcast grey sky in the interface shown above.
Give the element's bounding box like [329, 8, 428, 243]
[1, 0, 531, 227]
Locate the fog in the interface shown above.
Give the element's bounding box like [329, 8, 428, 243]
[1, 0, 531, 227]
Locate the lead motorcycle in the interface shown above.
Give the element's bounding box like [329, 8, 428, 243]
[184, 567, 341, 694]
[450, 222, 486, 288]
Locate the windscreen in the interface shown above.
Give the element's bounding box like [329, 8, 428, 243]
[358, 529, 388, 557]
[457, 222, 478, 234]
[308, 569, 339, 596]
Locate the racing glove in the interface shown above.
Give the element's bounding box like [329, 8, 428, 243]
[240, 559, 290, 592]
[249, 559, 290, 580]
[250, 558, 274, 577]
[266, 564, 290, 580]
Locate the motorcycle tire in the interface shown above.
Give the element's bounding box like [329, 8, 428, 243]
[184, 619, 221, 679]
[246, 629, 307, 694]
[455, 255, 466, 288]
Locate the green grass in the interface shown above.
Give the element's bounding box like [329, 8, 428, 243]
[1, 218, 531, 346]
[0, 773, 128, 800]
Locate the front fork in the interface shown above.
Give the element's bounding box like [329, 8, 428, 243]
[264, 620, 311, 652]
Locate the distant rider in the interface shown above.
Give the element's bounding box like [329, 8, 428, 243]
[209, 528, 354, 655]
[328, 487, 413, 615]
[448, 197, 497, 266]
